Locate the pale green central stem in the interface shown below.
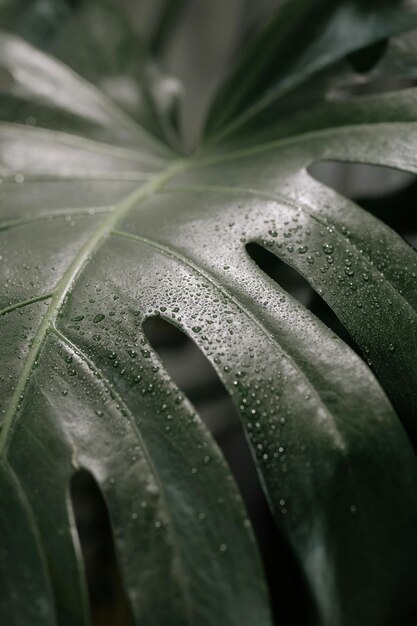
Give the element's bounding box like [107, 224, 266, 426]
[0, 160, 185, 454]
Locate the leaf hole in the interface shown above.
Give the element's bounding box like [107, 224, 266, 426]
[347, 39, 388, 73]
[70, 469, 134, 626]
[246, 242, 359, 354]
[143, 316, 311, 626]
[308, 161, 417, 247]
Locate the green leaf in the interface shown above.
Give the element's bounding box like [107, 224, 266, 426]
[0, 0, 186, 150]
[2, 2, 417, 625]
[0, 463, 57, 625]
[205, 0, 417, 143]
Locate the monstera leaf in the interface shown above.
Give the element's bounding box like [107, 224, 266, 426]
[1, 1, 417, 624]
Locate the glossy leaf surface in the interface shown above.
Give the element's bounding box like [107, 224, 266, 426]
[1, 2, 417, 625]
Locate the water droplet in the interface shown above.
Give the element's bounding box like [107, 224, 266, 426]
[93, 313, 105, 323]
[322, 243, 334, 255]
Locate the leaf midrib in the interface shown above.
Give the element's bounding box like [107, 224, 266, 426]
[0, 160, 185, 454]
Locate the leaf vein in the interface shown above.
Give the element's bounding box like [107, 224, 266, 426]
[0, 293, 53, 317]
[0, 162, 184, 454]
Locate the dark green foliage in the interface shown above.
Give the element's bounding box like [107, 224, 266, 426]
[1, 1, 417, 624]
